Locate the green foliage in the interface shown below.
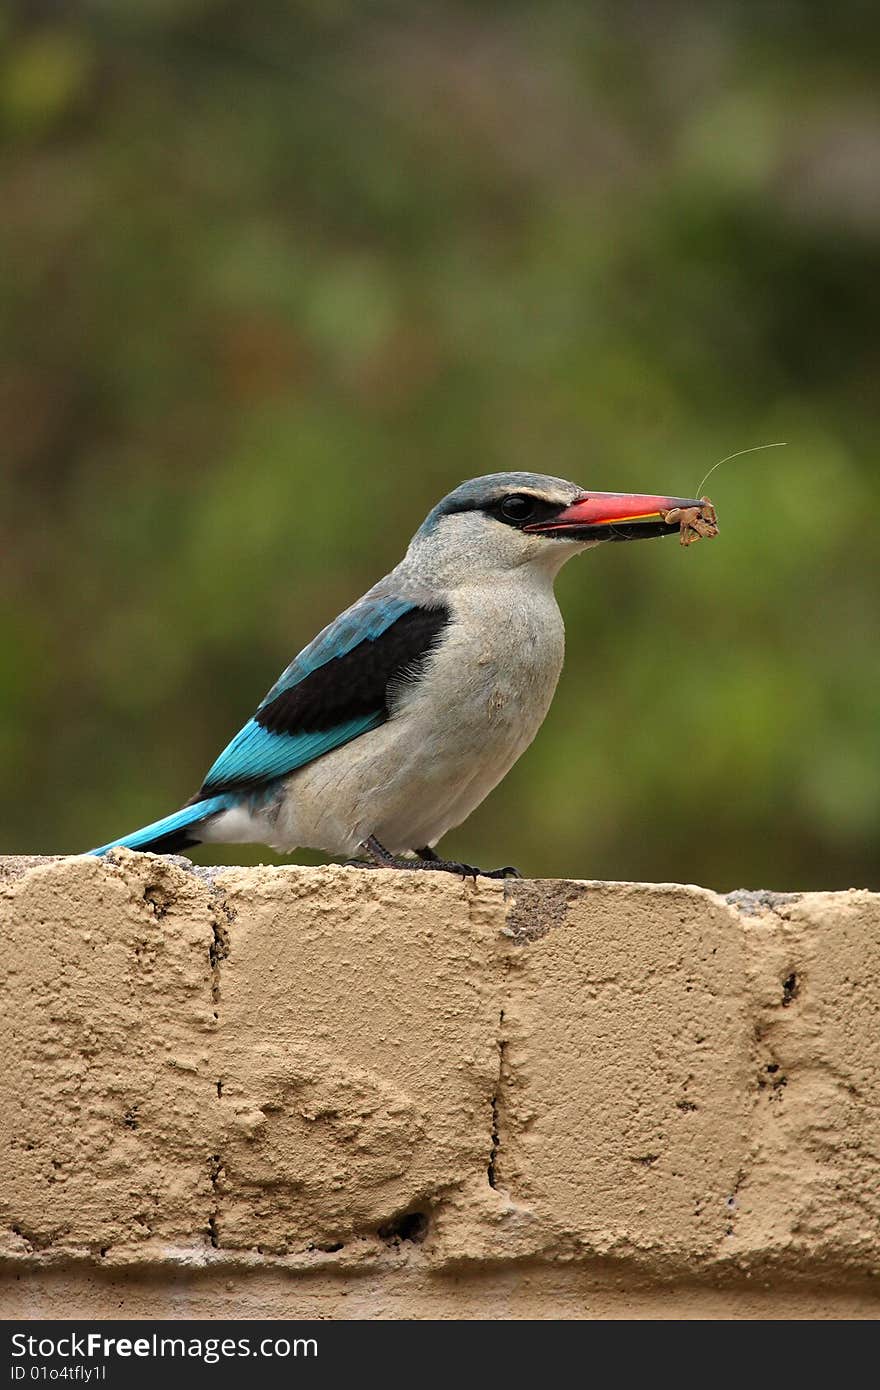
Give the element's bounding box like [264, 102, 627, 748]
[3, 1, 879, 889]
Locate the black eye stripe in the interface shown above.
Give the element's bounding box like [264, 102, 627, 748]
[488, 494, 563, 529]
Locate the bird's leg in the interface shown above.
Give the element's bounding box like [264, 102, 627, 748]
[414, 844, 522, 881]
[350, 835, 521, 880]
[357, 835, 478, 880]
[415, 845, 443, 863]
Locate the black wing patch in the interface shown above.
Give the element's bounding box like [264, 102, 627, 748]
[254, 604, 451, 736]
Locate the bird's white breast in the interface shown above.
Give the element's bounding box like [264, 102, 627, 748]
[271, 573, 566, 857]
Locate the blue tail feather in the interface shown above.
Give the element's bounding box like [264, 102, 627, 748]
[90, 794, 234, 856]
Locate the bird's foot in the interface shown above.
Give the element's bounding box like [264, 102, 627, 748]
[415, 844, 520, 878]
[355, 836, 473, 879]
[355, 834, 522, 878]
[423, 858, 521, 880]
[421, 858, 481, 881]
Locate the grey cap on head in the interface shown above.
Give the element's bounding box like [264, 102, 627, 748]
[418, 472, 581, 535]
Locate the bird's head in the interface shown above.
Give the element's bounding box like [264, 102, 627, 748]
[410, 472, 708, 583]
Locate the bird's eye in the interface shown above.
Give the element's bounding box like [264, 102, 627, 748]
[500, 495, 536, 522]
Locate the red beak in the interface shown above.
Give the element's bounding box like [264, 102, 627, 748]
[524, 491, 705, 541]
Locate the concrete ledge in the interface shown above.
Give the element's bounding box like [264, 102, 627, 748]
[2, 853, 879, 1319]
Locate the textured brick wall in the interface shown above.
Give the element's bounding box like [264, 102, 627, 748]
[2, 853, 878, 1320]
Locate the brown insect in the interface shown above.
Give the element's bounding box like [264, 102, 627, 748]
[663, 496, 719, 548]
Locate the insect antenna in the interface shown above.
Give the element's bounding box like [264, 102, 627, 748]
[695, 442, 787, 499]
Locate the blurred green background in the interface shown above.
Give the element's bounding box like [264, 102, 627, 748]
[2, 0, 879, 890]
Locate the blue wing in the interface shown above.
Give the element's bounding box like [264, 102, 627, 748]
[198, 713, 386, 797]
[197, 595, 444, 797]
[89, 594, 449, 857]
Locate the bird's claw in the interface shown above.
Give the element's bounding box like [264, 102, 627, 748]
[360, 837, 521, 881]
[447, 862, 522, 881]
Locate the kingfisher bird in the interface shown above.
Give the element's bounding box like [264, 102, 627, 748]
[91, 473, 711, 877]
